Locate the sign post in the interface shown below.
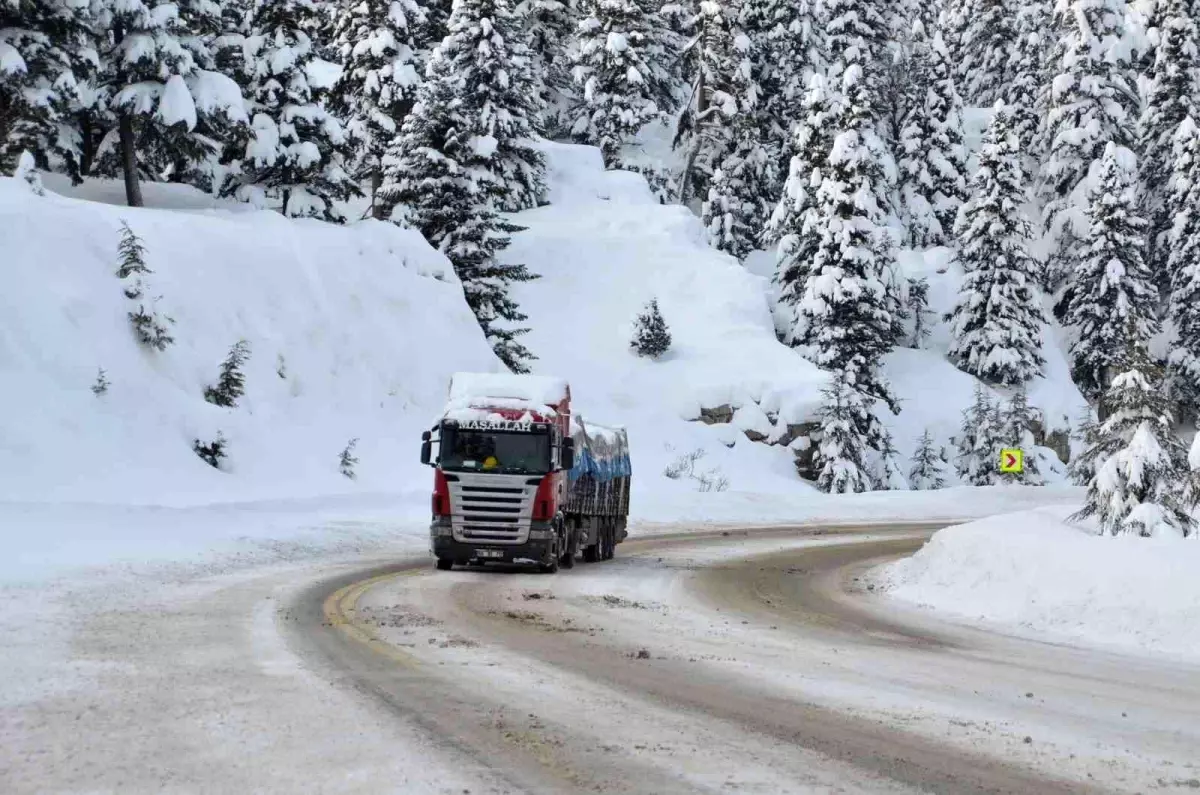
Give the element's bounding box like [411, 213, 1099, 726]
[999, 448, 1024, 474]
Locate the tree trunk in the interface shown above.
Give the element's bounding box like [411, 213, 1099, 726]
[677, 69, 709, 206]
[371, 169, 385, 220]
[118, 113, 143, 207]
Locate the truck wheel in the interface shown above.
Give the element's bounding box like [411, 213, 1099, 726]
[435, 559, 454, 571]
[559, 550, 575, 569]
[603, 525, 615, 561]
[540, 557, 559, 574]
[582, 543, 599, 563]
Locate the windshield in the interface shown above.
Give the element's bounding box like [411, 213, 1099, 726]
[439, 427, 551, 475]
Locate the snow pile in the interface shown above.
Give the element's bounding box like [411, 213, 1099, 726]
[0, 176, 498, 508]
[874, 506, 1200, 663]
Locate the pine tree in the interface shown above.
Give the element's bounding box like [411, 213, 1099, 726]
[1057, 145, 1160, 399]
[1166, 117, 1200, 413]
[221, 0, 358, 220]
[204, 340, 251, 408]
[955, 383, 1000, 485]
[1003, 1, 1051, 155]
[764, 74, 834, 336]
[673, 0, 740, 205]
[814, 374, 874, 494]
[822, 0, 889, 88]
[745, 0, 821, 180]
[791, 16, 899, 448]
[91, 367, 110, 396]
[1000, 386, 1043, 484]
[377, 11, 539, 372]
[568, 0, 676, 166]
[630, 298, 671, 358]
[1071, 336, 1195, 537]
[329, 0, 429, 219]
[898, 30, 968, 248]
[946, 107, 1046, 385]
[957, 0, 1012, 106]
[906, 277, 932, 349]
[0, 0, 95, 177]
[522, 0, 580, 135]
[115, 221, 174, 350]
[339, 437, 359, 478]
[1136, 0, 1200, 288]
[193, 432, 228, 468]
[909, 428, 948, 489]
[701, 2, 779, 260]
[1038, 0, 1138, 239]
[92, 0, 249, 206]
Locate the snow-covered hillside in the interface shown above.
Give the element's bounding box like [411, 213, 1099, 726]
[2, 141, 1093, 579]
[0, 175, 497, 507]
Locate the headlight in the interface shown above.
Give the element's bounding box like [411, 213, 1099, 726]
[528, 528, 553, 539]
[432, 524, 453, 537]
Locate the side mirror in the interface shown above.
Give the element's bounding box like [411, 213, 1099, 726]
[561, 438, 575, 472]
[420, 430, 432, 465]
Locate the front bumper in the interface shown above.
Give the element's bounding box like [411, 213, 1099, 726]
[430, 518, 555, 564]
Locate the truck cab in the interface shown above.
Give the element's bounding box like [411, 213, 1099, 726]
[422, 375, 576, 572]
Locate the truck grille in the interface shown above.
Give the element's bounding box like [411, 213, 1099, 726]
[449, 472, 538, 544]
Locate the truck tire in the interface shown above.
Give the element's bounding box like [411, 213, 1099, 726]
[435, 559, 454, 571]
[582, 542, 599, 563]
[558, 519, 575, 569]
[603, 523, 615, 561]
[540, 557, 559, 574]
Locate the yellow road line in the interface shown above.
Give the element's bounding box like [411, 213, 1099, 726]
[322, 570, 423, 669]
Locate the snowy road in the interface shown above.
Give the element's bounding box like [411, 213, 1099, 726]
[6, 524, 1199, 793]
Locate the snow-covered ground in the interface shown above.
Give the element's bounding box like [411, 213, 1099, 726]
[874, 506, 1200, 663]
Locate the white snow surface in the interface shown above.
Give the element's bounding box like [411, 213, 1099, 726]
[4, 140, 1085, 586]
[875, 505, 1200, 663]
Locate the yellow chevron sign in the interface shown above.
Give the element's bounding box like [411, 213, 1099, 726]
[1000, 449, 1024, 474]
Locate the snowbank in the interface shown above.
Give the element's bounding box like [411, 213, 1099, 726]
[874, 506, 1200, 663]
[0, 176, 499, 508]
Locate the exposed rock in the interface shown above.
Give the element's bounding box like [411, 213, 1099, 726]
[699, 404, 734, 425]
[1029, 417, 1071, 464]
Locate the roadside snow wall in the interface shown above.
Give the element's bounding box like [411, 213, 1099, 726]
[0, 177, 499, 506]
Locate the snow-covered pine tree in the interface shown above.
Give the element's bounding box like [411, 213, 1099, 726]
[955, 383, 1000, 484]
[906, 276, 932, 349]
[193, 432, 228, 468]
[329, 0, 428, 219]
[1000, 386, 1043, 484]
[377, 13, 538, 372]
[220, 0, 357, 219]
[945, 106, 1046, 385]
[908, 428, 948, 489]
[957, 0, 1012, 106]
[204, 339, 251, 408]
[1166, 117, 1200, 414]
[763, 74, 834, 318]
[745, 0, 821, 173]
[1071, 334, 1195, 537]
[823, 0, 889, 87]
[792, 14, 899, 451]
[1003, 0, 1051, 155]
[898, 30, 968, 248]
[630, 298, 672, 358]
[423, 0, 547, 212]
[700, 1, 780, 260]
[1057, 144, 1159, 399]
[91, 0, 248, 206]
[814, 374, 874, 494]
[521, 0, 580, 135]
[675, 0, 741, 207]
[339, 437, 359, 478]
[0, 0, 95, 177]
[568, 0, 676, 166]
[1136, 0, 1200, 287]
[115, 221, 174, 350]
[1038, 0, 1138, 241]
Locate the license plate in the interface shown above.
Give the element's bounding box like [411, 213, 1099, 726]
[475, 549, 504, 559]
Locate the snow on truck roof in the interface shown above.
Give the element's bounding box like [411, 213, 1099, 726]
[441, 372, 570, 422]
[448, 372, 569, 405]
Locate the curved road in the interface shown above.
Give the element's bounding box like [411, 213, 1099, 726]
[285, 525, 1200, 794]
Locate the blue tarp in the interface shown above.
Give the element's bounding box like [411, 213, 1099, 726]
[568, 420, 631, 483]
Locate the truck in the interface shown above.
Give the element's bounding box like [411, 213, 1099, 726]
[420, 372, 631, 573]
